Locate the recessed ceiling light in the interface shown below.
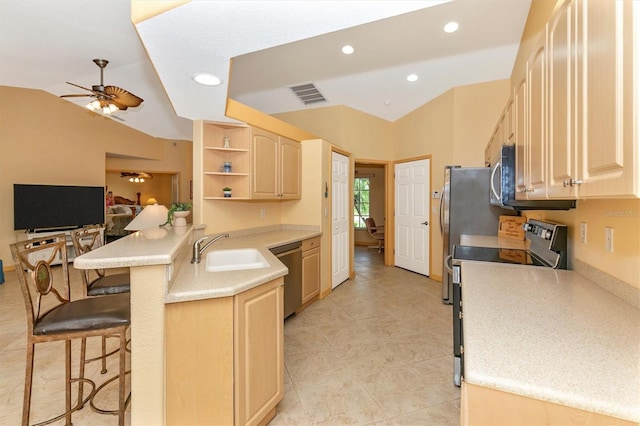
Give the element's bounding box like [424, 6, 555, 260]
[444, 21, 459, 33]
[341, 45, 355, 55]
[407, 74, 418, 82]
[192, 73, 222, 86]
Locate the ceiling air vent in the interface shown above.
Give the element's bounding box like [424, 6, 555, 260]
[289, 83, 326, 105]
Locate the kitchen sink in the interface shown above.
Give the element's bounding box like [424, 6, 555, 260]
[205, 248, 270, 272]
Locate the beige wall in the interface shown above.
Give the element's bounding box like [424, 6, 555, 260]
[0, 86, 191, 266]
[274, 105, 394, 159]
[452, 81, 511, 167]
[531, 200, 640, 288]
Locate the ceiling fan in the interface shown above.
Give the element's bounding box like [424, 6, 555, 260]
[121, 172, 153, 183]
[60, 59, 144, 115]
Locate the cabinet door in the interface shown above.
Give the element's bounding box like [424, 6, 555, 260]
[234, 279, 284, 426]
[251, 128, 279, 199]
[505, 96, 515, 142]
[514, 78, 528, 199]
[547, 0, 578, 199]
[279, 136, 301, 199]
[302, 246, 320, 304]
[579, 0, 637, 197]
[527, 40, 548, 199]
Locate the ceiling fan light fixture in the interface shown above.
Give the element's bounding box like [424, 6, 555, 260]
[193, 73, 222, 86]
[87, 100, 101, 111]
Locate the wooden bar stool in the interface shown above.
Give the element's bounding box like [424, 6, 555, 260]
[10, 233, 130, 426]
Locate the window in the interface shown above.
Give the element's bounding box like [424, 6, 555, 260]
[354, 177, 370, 229]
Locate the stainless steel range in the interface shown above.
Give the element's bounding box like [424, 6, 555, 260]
[451, 219, 568, 386]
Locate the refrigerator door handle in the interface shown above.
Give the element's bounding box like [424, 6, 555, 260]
[444, 254, 453, 274]
[438, 186, 445, 235]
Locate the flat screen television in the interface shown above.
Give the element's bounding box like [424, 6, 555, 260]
[14, 184, 105, 231]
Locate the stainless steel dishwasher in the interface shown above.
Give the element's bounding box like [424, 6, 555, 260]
[269, 241, 302, 319]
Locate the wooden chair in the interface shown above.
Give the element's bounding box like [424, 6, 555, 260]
[10, 233, 130, 426]
[365, 217, 385, 252]
[70, 225, 130, 374]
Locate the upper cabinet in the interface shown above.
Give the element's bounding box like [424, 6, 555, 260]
[201, 122, 301, 201]
[547, 0, 578, 199]
[505, 0, 639, 200]
[251, 128, 301, 200]
[526, 37, 548, 199]
[578, 0, 637, 197]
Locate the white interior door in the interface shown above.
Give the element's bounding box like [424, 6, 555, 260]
[395, 159, 430, 275]
[332, 151, 350, 289]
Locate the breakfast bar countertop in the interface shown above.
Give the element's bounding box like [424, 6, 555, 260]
[74, 224, 321, 304]
[166, 227, 321, 303]
[461, 261, 640, 423]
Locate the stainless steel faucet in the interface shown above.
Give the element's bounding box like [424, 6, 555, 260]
[191, 233, 230, 263]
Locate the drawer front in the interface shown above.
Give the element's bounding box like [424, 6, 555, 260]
[301, 237, 321, 252]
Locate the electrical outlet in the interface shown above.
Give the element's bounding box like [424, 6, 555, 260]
[580, 222, 587, 244]
[260, 208, 266, 219]
[605, 227, 614, 252]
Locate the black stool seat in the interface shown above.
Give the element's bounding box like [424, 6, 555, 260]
[34, 293, 130, 336]
[88, 273, 131, 296]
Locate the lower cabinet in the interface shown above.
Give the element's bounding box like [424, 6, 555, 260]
[461, 382, 634, 426]
[301, 237, 321, 306]
[165, 278, 284, 426]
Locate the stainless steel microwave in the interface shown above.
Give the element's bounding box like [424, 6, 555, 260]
[489, 144, 575, 211]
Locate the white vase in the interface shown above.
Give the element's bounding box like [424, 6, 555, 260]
[173, 210, 190, 227]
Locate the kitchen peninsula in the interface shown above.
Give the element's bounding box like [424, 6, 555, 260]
[74, 224, 320, 425]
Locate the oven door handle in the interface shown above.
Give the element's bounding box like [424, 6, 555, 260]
[444, 254, 453, 274]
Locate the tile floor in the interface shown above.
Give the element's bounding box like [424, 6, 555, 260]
[0, 246, 459, 425]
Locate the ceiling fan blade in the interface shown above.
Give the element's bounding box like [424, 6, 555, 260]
[60, 93, 95, 98]
[104, 86, 144, 108]
[65, 81, 96, 93]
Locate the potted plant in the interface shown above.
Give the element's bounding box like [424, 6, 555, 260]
[223, 187, 232, 198]
[163, 202, 192, 226]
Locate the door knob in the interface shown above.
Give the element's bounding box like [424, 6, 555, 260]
[421, 221, 429, 226]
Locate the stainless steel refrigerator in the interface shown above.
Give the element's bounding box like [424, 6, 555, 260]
[440, 166, 513, 304]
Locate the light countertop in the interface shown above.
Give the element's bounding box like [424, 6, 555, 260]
[166, 227, 321, 303]
[461, 261, 640, 422]
[460, 234, 527, 250]
[74, 225, 321, 304]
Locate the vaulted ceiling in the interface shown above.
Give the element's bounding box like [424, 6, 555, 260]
[0, 0, 530, 142]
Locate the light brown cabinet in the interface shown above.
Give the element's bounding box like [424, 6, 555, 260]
[578, 0, 637, 197]
[509, 0, 639, 200]
[301, 237, 321, 306]
[461, 382, 634, 425]
[547, 0, 577, 199]
[201, 122, 301, 200]
[526, 38, 547, 199]
[165, 278, 284, 426]
[251, 127, 301, 200]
